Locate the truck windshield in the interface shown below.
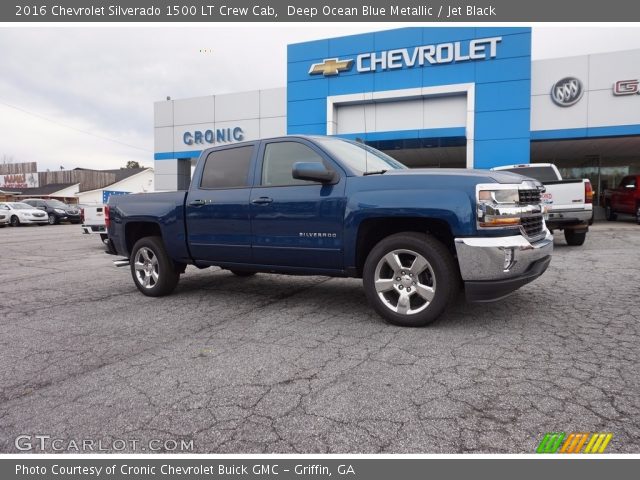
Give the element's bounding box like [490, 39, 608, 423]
[315, 138, 407, 174]
[504, 167, 559, 183]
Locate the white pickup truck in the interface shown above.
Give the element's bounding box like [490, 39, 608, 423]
[80, 205, 108, 244]
[491, 163, 593, 246]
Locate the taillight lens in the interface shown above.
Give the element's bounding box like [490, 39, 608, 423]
[104, 205, 110, 228]
[585, 181, 593, 204]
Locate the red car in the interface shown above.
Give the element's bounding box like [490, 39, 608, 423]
[603, 175, 640, 224]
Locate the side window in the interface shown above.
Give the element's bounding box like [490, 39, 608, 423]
[261, 142, 326, 187]
[200, 145, 254, 189]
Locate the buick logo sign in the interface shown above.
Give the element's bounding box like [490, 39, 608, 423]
[551, 77, 584, 107]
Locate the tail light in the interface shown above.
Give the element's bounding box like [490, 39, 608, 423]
[104, 205, 110, 228]
[80, 208, 85, 223]
[585, 180, 593, 204]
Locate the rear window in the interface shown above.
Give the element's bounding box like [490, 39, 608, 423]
[503, 166, 558, 183]
[200, 146, 254, 189]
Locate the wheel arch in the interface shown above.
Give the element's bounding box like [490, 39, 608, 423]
[353, 217, 456, 277]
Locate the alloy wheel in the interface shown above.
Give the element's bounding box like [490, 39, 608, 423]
[134, 247, 159, 289]
[373, 249, 436, 315]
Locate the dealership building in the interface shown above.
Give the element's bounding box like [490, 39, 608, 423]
[153, 27, 640, 203]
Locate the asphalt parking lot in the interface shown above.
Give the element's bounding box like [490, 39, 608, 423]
[0, 221, 638, 453]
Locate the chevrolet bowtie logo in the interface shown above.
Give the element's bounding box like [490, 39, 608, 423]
[308, 58, 354, 76]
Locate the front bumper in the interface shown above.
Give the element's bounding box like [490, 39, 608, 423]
[455, 229, 553, 302]
[21, 217, 48, 224]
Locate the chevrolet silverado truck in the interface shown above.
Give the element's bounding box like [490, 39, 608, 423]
[106, 136, 553, 327]
[603, 174, 640, 224]
[491, 163, 593, 246]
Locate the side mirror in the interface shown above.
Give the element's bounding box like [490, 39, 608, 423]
[292, 162, 336, 183]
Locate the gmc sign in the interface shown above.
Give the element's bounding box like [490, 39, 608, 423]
[613, 79, 640, 96]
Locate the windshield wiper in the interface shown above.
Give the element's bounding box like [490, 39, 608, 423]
[363, 169, 388, 176]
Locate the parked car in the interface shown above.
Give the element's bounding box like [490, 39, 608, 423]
[80, 205, 109, 243]
[491, 163, 593, 246]
[106, 135, 552, 327]
[603, 175, 640, 224]
[22, 199, 81, 225]
[0, 202, 49, 226]
[0, 209, 9, 227]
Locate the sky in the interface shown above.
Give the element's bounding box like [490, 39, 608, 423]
[1, 25, 640, 172]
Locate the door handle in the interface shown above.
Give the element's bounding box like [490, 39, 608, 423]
[251, 197, 273, 205]
[189, 199, 207, 206]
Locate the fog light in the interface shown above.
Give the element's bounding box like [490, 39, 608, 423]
[503, 248, 515, 271]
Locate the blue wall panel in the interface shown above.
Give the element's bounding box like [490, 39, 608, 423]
[287, 27, 532, 168]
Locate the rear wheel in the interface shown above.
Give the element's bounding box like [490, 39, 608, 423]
[636, 204, 640, 225]
[130, 236, 179, 296]
[230, 270, 256, 277]
[10, 216, 20, 227]
[564, 230, 586, 246]
[605, 204, 617, 221]
[363, 232, 458, 327]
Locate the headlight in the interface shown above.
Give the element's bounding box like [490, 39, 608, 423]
[478, 189, 519, 204]
[477, 185, 522, 229]
[54, 208, 65, 214]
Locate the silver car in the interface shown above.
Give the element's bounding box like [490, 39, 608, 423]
[0, 202, 49, 226]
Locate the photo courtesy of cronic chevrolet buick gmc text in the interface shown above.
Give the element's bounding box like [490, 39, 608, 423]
[106, 136, 553, 327]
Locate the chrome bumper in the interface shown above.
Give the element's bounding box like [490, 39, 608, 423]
[455, 229, 553, 282]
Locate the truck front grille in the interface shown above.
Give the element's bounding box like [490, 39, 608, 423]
[519, 189, 541, 205]
[521, 216, 544, 238]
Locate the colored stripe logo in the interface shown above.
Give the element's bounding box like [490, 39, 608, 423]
[537, 433, 612, 453]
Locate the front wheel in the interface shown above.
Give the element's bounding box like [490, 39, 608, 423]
[564, 230, 586, 246]
[48, 214, 57, 225]
[362, 232, 459, 327]
[605, 204, 617, 221]
[10, 216, 20, 227]
[130, 236, 179, 296]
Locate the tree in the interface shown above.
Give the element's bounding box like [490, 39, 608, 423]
[126, 161, 141, 169]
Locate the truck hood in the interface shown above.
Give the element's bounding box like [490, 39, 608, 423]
[382, 168, 530, 184]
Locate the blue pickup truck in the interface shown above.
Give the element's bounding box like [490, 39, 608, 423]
[106, 136, 553, 327]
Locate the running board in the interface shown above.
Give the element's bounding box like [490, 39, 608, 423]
[113, 259, 130, 267]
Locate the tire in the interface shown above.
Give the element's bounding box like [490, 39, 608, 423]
[48, 214, 57, 225]
[130, 236, 179, 297]
[564, 230, 586, 246]
[362, 232, 459, 327]
[100, 233, 109, 243]
[605, 204, 617, 221]
[10, 215, 20, 227]
[636, 204, 640, 225]
[230, 270, 256, 277]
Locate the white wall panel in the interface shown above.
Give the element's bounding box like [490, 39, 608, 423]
[260, 88, 286, 118]
[259, 117, 287, 138]
[173, 96, 214, 126]
[215, 91, 260, 121]
[530, 95, 589, 131]
[423, 95, 467, 129]
[154, 127, 174, 152]
[588, 89, 640, 127]
[154, 101, 173, 128]
[589, 50, 640, 91]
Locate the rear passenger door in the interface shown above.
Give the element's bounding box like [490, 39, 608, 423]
[186, 144, 256, 264]
[249, 139, 347, 270]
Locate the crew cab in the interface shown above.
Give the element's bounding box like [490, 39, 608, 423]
[106, 136, 553, 327]
[603, 175, 640, 224]
[491, 163, 593, 246]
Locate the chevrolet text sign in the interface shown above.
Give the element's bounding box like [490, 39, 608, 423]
[309, 36, 502, 76]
